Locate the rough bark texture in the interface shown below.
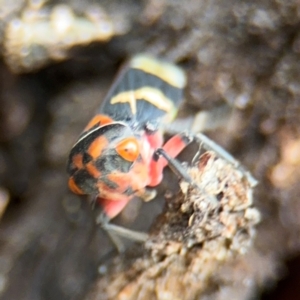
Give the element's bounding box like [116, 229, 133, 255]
[85, 151, 261, 300]
[0, 0, 300, 299]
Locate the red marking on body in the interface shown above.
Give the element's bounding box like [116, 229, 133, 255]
[98, 197, 131, 219]
[146, 131, 163, 150]
[72, 153, 84, 169]
[69, 126, 189, 219]
[160, 134, 188, 166]
[97, 180, 132, 202]
[68, 177, 84, 195]
[106, 162, 149, 192]
[97, 133, 189, 218]
[148, 134, 189, 187]
[87, 135, 109, 159]
[86, 162, 102, 178]
[84, 114, 113, 131]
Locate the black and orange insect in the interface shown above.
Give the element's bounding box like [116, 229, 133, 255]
[67, 54, 192, 222]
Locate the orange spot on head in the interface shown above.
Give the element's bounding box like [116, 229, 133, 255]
[87, 135, 109, 159]
[84, 114, 113, 132]
[68, 177, 84, 195]
[116, 137, 140, 162]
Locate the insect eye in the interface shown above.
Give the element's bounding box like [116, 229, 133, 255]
[115, 137, 140, 162]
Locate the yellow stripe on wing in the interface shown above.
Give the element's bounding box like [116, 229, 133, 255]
[110, 86, 174, 115]
[130, 55, 186, 89]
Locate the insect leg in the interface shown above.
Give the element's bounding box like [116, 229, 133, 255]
[153, 137, 218, 205]
[163, 104, 232, 135]
[96, 211, 127, 253]
[155, 131, 257, 188]
[149, 132, 193, 186]
[154, 148, 194, 185]
[101, 222, 149, 243]
[153, 131, 257, 208]
[95, 198, 149, 251]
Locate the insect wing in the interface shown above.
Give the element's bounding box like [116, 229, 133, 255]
[100, 55, 187, 131]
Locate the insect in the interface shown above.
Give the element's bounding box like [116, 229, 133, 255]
[67, 54, 192, 226]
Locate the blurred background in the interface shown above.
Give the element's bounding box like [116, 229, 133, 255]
[0, 0, 300, 299]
